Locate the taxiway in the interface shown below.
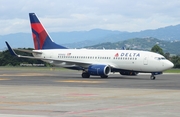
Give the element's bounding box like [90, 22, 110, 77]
[0, 68, 179, 117]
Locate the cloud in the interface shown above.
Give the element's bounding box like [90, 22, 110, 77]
[1, 0, 180, 35]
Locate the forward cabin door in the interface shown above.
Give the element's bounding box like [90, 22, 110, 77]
[143, 57, 148, 65]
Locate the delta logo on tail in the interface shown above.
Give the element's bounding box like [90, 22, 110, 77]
[29, 13, 67, 50]
[5, 13, 174, 80]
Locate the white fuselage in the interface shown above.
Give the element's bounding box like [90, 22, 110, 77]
[33, 49, 174, 73]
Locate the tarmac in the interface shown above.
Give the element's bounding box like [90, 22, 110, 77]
[0, 68, 180, 117]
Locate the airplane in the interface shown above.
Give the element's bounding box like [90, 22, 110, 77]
[5, 13, 174, 80]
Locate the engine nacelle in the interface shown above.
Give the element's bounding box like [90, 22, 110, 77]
[120, 71, 138, 76]
[88, 65, 111, 76]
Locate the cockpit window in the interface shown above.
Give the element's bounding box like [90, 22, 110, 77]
[154, 57, 166, 60]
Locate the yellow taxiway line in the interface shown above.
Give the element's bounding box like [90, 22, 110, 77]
[0, 78, 11, 81]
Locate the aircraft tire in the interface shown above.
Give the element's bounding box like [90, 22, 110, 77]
[100, 75, 108, 78]
[82, 72, 90, 78]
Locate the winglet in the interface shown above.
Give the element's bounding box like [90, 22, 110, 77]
[5, 42, 18, 56]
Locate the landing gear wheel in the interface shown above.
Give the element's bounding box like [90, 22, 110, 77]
[150, 75, 156, 80]
[100, 75, 108, 78]
[82, 72, 90, 78]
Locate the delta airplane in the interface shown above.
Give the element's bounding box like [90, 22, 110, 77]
[5, 13, 174, 80]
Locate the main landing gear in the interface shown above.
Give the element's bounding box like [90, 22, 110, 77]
[82, 72, 90, 78]
[81, 71, 108, 78]
[100, 75, 108, 78]
[150, 74, 156, 80]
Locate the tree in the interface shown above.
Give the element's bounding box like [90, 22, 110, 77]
[151, 44, 164, 55]
[164, 52, 170, 59]
[0, 49, 47, 66]
[171, 56, 180, 68]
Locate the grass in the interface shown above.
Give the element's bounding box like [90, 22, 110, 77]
[164, 69, 180, 73]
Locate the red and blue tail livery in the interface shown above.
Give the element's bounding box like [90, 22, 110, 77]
[29, 13, 67, 50]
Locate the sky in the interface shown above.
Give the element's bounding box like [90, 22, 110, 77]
[1, 0, 180, 35]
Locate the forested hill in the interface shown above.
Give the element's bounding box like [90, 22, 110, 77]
[86, 37, 180, 55]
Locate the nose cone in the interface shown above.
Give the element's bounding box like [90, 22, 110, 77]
[170, 62, 174, 68]
[166, 60, 174, 69]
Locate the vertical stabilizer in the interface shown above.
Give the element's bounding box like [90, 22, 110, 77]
[29, 13, 67, 50]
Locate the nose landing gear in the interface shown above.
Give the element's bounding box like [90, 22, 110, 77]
[150, 72, 162, 80]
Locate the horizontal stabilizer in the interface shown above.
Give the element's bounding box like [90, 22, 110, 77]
[5, 42, 41, 59]
[5, 42, 18, 56]
[14, 49, 42, 54]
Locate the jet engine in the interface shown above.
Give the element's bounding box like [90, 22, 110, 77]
[88, 65, 111, 76]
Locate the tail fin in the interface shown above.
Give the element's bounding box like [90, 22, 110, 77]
[29, 13, 67, 50]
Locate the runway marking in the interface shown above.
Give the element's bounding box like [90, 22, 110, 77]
[55, 80, 106, 83]
[60, 101, 180, 116]
[0, 78, 11, 81]
[0, 96, 5, 99]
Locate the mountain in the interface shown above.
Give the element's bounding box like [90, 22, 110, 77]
[0, 29, 121, 49]
[87, 37, 180, 55]
[64, 24, 180, 48]
[0, 33, 33, 49]
[1, 24, 180, 49]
